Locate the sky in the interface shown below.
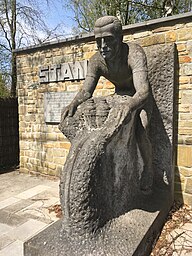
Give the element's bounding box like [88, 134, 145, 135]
[43, 1, 76, 37]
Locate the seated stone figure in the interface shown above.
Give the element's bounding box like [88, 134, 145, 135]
[62, 16, 153, 194]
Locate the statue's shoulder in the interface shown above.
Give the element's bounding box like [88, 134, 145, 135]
[126, 42, 146, 56]
[88, 52, 104, 72]
[89, 51, 102, 63]
[125, 42, 147, 70]
[86, 52, 103, 75]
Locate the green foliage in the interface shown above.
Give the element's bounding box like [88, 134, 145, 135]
[0, 73, 10, 97]
[68, 0, 192, 32]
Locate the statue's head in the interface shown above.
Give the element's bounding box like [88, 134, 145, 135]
[94, 16, 123, 61]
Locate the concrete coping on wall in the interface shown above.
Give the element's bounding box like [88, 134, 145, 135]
[15, 12, 192, 54]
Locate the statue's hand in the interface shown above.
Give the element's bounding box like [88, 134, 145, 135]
[98, 104, 132, 140]
[101, 104, 131, 132]
[61, 102, 77, 121]
[115, 103, 132, 125]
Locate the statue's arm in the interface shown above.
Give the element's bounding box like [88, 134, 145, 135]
[130, 70, 149, 111]
[128, 44, 149, 112]
[62, 55, 100, 119]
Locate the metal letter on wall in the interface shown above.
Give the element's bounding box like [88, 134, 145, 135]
[60, 63, 74, 81]
[39, 66, 49, 83]
[39, 60, 88, 83]
[49, 65, 60, 82]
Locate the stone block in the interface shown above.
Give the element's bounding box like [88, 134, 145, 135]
[152, 26, 173, 33]
[178, 135, 184, 144]
[177, 43, 186, 52]
[59, 142, 71, 149]
[0, 234, 15, 251]
[17, 197, 59, 222]
[179, 113, 192, 120]
[139, 34, 165, 47]
[0, 240, 23, 256]
[19, 121, 26, 128]
[3, 199, 33, 213]
[0, 223, 13, 236]
[175, 24, 185, 29]
[186, 136, 192, 145]
[54, 157, 65, 166]
[123, 34, 134, 42]
[53, 149, 66, 158]
[179, 128, 192, 137]
[25, 114, 36, 122]
[46, 133, 57, 141]
[84, 52, 95, 59]
[20, 156, 29, 165]
[19, 168, 30, 174]
[0, 210, 28, 227]
[46, 162, 56, 171]
[181, 91, 192, 104]
[185, 178, 192, 194]
[8, 219, 47, 242]
[182, 193, 192, 206]
[133, 31, 152, 39]
[19, 105, 26, 115]
[103, 81, 115, 89]
[27, 106, 37, 113]
[96, 84, 103, 90]
[31, 132, 41, 140]
[57, 133, 65, 141]
[177, 28, 192, 41]
[179, 76, 190, 84]
[44, 143, 55, 148]
[101, 89, 113, 96]
[47, 168, 60, 177]
[16, 185, 50, 200]
[178, 104, 190, 113]
[180, 83, 192, 89]
[19, 140, 30, 150]
[187, 41, 192, 56]
[56, 166, 63, 176]
[177, 145, 192, 167]
[29, 158, 41, 166]
[183, 63, 192, 75]
[0, 197, 21, 210]
[40, 133, 47, 141]
[179, 121, 192, 128]
[35, 166, 48, 175]
[166, 31, 176, 42]
[179, 55, 191, 63]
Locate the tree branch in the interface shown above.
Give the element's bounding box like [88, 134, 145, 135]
[0, 19, 12, 50]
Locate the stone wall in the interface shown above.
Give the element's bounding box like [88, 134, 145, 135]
[16, 13, 192, 205]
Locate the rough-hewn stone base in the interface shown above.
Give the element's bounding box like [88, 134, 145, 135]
[24, 187, 172, 256]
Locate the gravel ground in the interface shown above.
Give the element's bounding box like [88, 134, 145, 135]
[151, 202, 192, 256]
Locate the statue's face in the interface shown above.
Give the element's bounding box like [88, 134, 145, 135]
[94, 23, 122, 61]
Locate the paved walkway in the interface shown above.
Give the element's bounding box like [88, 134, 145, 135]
[0, 170, 60, 256]
[1, 170, 192, 256]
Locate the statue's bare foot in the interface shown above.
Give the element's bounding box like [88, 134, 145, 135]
[140, 169, 153, 195]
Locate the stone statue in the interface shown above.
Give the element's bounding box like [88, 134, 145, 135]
[24, 16, 175, 256]
[62, 16, 153, 194]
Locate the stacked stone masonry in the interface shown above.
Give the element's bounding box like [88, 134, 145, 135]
[16, 13, 192, 206]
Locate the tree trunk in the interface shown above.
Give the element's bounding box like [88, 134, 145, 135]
[10, 0, 17, 97]
[11, 51, 17, 97]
